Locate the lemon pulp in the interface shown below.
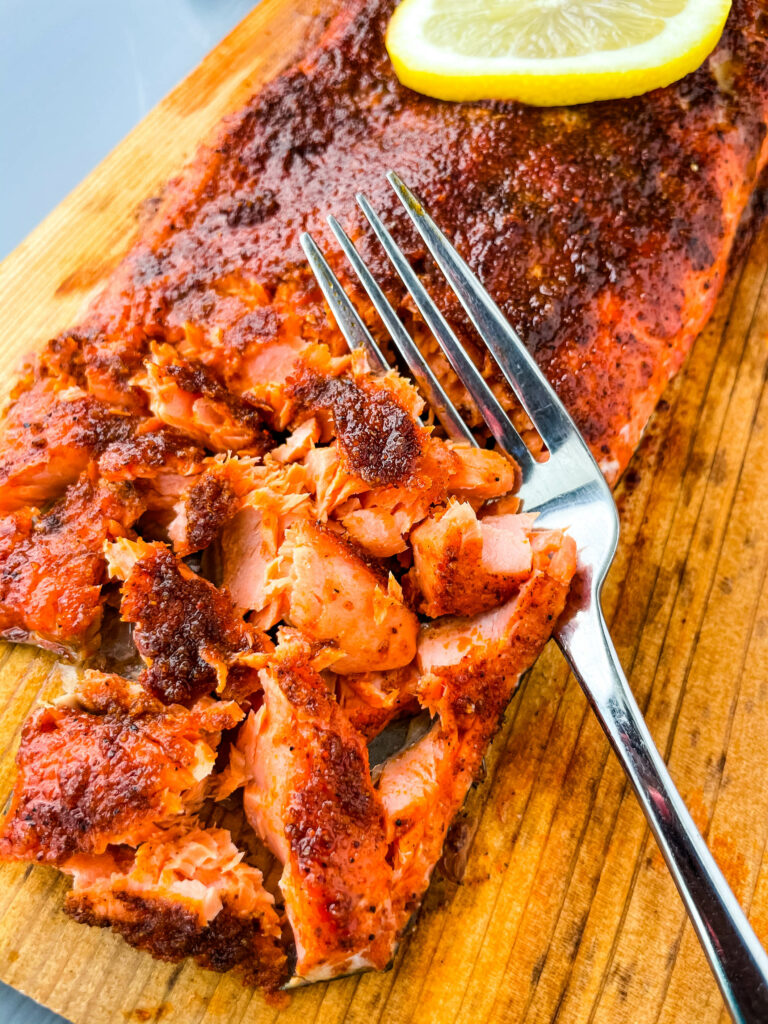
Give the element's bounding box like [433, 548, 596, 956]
[386, 0, 732, 105]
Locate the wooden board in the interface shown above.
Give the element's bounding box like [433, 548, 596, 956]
[0, 2, 767, 1021]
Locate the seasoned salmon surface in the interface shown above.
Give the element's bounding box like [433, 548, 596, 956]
[0, 0, 766, 995]
[65, 826, 287, 990]
[0, 671, 244, 864]
[0, 339, 574, 987]
[67, 0, 768, 479]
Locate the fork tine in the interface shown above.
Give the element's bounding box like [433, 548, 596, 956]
[300, 232, 389, 372]
[327, 215, 476, 446]
[386, 170, 579, 454]
[355, 192, 534, 473]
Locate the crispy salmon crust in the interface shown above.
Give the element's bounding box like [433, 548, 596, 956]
[67, 894, 286, 990]
[66, 894, 286, 990]
[64, 828, 288, 991]
[288, 361, 426, 487]
[0, 672, 243, 863]
[106, 537, 270, 705]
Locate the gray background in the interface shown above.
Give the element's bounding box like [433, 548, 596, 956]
[1, 0, 255, 259]
[0, 2, 255, 1020]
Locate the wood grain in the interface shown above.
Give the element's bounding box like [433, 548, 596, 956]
[0, 2, 767, 1021]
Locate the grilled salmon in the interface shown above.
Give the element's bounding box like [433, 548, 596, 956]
[236, 630, 397, 982]
[106, 536, 270, 705]
[268, 520, 418, 672]
[407, 502, 538, 618]
[0, 470, 144, 654]
[0, 379, 205, 516]
[223, 522, 576, 983]
[61, 0, 768, 483]
[0, 671, 243, 863]
[133, 343, 274, 455]
[336, 668, 420, 740]
[64, 827, 287, 990]
[381, 529, 577, 918]
[0, 0, 765, 995]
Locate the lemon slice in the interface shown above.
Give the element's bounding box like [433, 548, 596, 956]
[385, 0, 731, 105]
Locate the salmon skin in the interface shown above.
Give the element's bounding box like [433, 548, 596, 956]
[0, 0, 766, 994]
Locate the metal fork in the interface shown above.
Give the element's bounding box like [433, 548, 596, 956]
[300, 171, 768, 1022]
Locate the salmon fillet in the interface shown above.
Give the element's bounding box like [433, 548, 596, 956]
[52, 0, 767, 480]
[0, 0, 766, 994]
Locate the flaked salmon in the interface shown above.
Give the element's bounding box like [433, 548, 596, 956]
[0, 671, 243, 863]
[106, 537, 270, 705]
[267, 520, 418, 672]
[407, 501, 538, 618]
[336, 669, 420, 740]
[64, 827, 287, 990]
[381, 531, 576, 915]
[0, 342, 576, 987]
[134, 342, 274, 455]
[0, 378, 205, 517]
[0, 470, 143, 654]
[236, 631, 397, 981]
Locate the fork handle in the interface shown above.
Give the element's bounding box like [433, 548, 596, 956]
[556, 604, 768, 1023]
